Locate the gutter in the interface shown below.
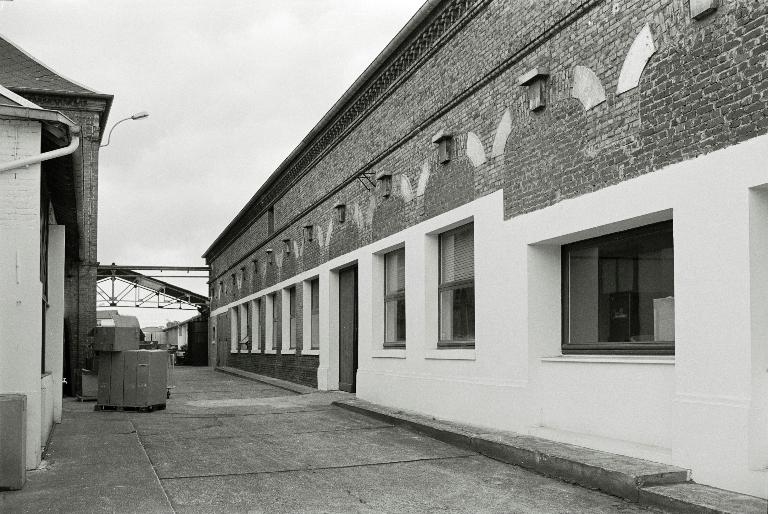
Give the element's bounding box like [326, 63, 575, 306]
[202, 0, 444, 259]
[0, 104, 80, 172]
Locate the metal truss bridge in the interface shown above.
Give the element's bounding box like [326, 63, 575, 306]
[96, 264, 210, 312]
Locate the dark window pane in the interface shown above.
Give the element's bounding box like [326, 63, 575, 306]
[385, 298, 406, 343]
[311, 279, 319, 314]
[566, 222, 674, 347]
[439, 286, 474, 341]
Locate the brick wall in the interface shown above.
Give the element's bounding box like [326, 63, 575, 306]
[208, 0, 768, 384]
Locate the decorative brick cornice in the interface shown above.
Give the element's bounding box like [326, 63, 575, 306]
[206, 0, 488, 260]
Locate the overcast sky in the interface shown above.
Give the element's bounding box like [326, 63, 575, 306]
[0, 0, 423, 326]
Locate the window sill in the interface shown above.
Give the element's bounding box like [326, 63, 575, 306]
[541, 355, 675, 365]
[372, 349, 406, 359]
[238, 349, 250, 354]
[264, 348, 277, 355]
[250, 348, 261, 354]
[281, 349, 296, 355]
[301, 349, 320, 356]
[425, 348, 476, 361]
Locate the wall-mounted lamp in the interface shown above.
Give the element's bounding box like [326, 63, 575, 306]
[303, 224, 314, 242]
[432, 130, 453, 164]
[282, 238, 291, 254]
[518, 67, 549, 111]
[376, 171, 392, 198]
[101, 111, 150, 148]
[690, 0, 718, 19]
[334, 202, 346, 223]
[265, 248, 274, 264]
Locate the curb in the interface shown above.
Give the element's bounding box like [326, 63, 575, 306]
[215, 366, 317, 394]
[333, 399, 767, 513]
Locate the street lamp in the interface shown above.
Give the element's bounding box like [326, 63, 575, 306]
[100, 111, 149, 148]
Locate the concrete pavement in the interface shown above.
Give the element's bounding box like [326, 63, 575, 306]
[1, 367, 662, 513]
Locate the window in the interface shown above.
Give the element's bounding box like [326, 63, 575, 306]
[251, 299, 261, 352]
[384, 248, 406, 348]
[288, 287, 297, 349]
[562, 221, 674, 354]
[271, 292, 280, 350]
[230, 307, 239, 353]
[310, 279, 320, 350]
[240, 303, 249, 350]
[438, 224, 475, 347]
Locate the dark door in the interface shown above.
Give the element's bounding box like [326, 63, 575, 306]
[338, 265, 358, 393]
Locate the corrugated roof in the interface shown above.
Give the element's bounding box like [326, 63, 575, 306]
[0, 34, 98, 95]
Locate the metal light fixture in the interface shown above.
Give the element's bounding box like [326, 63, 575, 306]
[334, 203, 346, 223]
[101, 111, 150, 148]
[303, 224, 314, 242]
[432, 130, 453, 164]
[265, 248, 273, 264]
[377, 171, 392, 198]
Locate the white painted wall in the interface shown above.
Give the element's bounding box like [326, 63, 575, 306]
[211, 134, 768, 498]
[45, 225, 65, 425]
[0, 119, 44, 469]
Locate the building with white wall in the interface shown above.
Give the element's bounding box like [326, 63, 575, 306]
[203, 0, 768, 498]
[0, 84, 82, 484]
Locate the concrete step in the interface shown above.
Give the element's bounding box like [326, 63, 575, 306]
[215, 366, 317, 394]
[640, 483, 768, 514]
[332, 399, 692, 505]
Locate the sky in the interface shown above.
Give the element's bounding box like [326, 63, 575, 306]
[0, 0, 423, 327]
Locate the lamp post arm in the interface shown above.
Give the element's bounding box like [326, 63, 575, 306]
[100, 116, 132, 148]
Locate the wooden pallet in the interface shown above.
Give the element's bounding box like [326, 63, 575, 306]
[94, 403, 166, 413]
[76, 395, 97, 402]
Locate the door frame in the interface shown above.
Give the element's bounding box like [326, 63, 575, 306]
[337, 263, 358, 393]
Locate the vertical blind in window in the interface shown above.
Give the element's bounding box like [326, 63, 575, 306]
[440, 225, 474, 284]
[384, 248, 406, 346]
[289, 287, 297, 349]
[310, 279, 320, 350]
[272, 293, 280, 350]
[439, 224, 475, 345]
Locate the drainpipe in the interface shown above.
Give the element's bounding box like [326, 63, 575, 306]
[0, 127, 80, 173]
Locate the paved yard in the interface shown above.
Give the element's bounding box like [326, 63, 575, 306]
[1, 367, 661, 513]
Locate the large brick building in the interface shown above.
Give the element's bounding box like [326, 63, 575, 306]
[203, 0, 768, 497]
[0, 36, 112, 397]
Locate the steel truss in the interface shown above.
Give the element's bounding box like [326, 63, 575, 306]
[96, 264, 210, 312]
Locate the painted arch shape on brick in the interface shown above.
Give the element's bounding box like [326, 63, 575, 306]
[466, 131, 487, 167]
[571, 65, 606, 110]
[491, 108, 512, 158]
[400, 174, 415, 203]
[416, 160, 430, 197]
[616, 23, 656, 95]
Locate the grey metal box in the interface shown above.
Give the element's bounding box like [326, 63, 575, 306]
[92, 326, 140, 352]
[97, 350, 167, 409]
[0, 394, 26, 490]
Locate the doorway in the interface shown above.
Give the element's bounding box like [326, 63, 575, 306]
[338, 265, 358, 393]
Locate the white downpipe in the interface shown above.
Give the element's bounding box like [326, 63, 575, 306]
[0, 133, 80, 173]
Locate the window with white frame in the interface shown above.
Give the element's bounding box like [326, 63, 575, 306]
[438, 223, 475, 347]
[239, 303, 249, 350]
[230, 307, 239, 353]
[252, 299, 261, 351]
[384, 247, 406, 348]
[562, 220, 674, 354]
[288, 286, 297, 349]
[310, 278, 319, 350]
[271, 292, 280, 350]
